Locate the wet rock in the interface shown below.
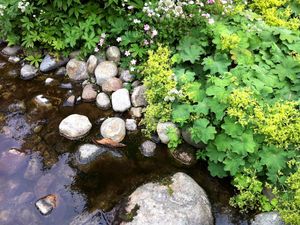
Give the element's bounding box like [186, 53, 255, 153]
[8, 101, 26, 113]
[33, 125, 43, 133]
[82, 84, 97, 102]
[157, 122, 180, 144]
[70, 210, 111, 225]
[106, 46, 121, 62]
[34, 173, 56, 197]
[95, 61, 118, 86]
[102, 77, 123, 93]
[35, 194, 57, 215]
[125, 119, 137, 131]
[251, 212, 284, 225]
[131, 85, 147, 107]
[111, 88, 131, 112]
[120, 69, 135, 82]
[182, 128, 204, 149]
[64, 95, 76, 107]
[33, 95, 52, 109]
[76, 144, 107, 165]
[140, 141, 156, 157]
[129, 107, 143, 118]
[60, 82, 73, 89]
[87, 55, 98, 74]
[122, 172, 213, 225]
[20, 64, 38, 80]
[2, 45, 21, 56]
[55, 67, 66, 76]
[100, 117, 126, 143]
[40, 54, 68, 73]
[24, 156, 42, 180]
[59, 114, 92, 140]
[0, 149, 26, 175]
[170, 144, 197, 167]
[150, 134, 161, 144]
[96, 92, 111, 110]
[66, 59, 89, 81]
[8, 56, 21, 63]
[45, 78, 54, 85]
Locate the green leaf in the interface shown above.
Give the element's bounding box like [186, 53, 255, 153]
[177, 36, 206, 63]
[174, 68, 196, 85]
[206, 143, 226, 163]
[214, 133, 232, 151]
[224, 154, 245, 176]
[202, 53, 231, 75]
[193, 101, 209, 116]
[172, 104, 192, 126]
[221, 117, 244, 138]
[190, 118, 217, 144]
[207, 98, 227, 121]
[208, 161, 228, 178]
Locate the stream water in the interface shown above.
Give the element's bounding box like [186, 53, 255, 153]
[0, 53, 250, 225]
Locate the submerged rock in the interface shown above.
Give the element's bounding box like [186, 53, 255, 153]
[140, 141, 156, 157]
[170, 144, 197, 167]
[40, 54, 68, 73]
[59, 114, 92, 140]
[95, 61, 118, 85]
[122, 172, 213, 225]
[157, 122, 180, 144]
[131, 85, 147, 107]
[66, 59, 89, 81]
[106, 46, 121, 63]
[100, 117, 126, 143]
[251, 212, 285, 225]
[111, 88, 131, 112]
[35, 194, 57, 215]
[70, 210, 112, 225]
[76, 144, 106, 165]
[20, 64, 38, 80]
[96, 92, 111, 110]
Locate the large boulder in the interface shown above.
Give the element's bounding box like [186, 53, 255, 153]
[100, 117, 126, 143]
[20, 64, 38, 80]
[157, 122, 180, 144]
[106, 46, 121, 63]
[251, 212, 285, 225]
[59, 114, 92, 140]
[95, 61, 118, 85]
[122, 172, 213, 225]
[66, 59, 89, 81]
[131, 85, 147, 107]
[40, 54, 68, 73]
[111, 88, 131, 112]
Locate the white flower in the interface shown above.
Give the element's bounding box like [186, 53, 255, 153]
[151, 29, 158, 37]
[101, 33, 106, 39]
[18, 0, 29, 13]
[125, 51, 131, 56]
[130, 59, 137, 65]
[116, 37, 122, 42]
[94, 47, 99, 52]
[133, 19, 141, 24]
[208, 18, 215, 24]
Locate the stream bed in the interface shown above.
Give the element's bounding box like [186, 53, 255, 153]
[0, 53, 250, 225]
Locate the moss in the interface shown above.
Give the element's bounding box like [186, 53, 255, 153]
[119, 204, 140, 222]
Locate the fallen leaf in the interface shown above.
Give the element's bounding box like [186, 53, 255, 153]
[93, 138, 126, 148]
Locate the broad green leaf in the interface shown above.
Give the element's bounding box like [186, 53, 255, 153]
[221, 117, 244, 138]
[172, 104, 192, 126]
[206, 143, 226, 163]
[202, 53, 231, 75]
[208, 161, 228, 178]
[190, 118, 217, 144]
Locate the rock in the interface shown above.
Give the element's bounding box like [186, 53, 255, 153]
[120, 69, 135, 82]
[140, 141, 156, 157]
[8, 101, 26, 113]
[76, 144, 107, 165]
[55, 67, 66, 76]
[8, 56, 21, 63]
[96, 93, 111, 110]
[40, 54, 68, 73]
[132, 80, 141, 88]
[66, 59, 89, 81]
[70, 210, 111, 225]
[64, 95, 76, 107]
[102, 77, 123, 93]
[87, 55, 98, 74]
[35, 194, 57, 215]
[0, 149, 26, 175]
[2, 46, 21, 56]
[59, 114, 92, 140]
[45, 78, 54, 85]
[157, 122, 180, 144]
[20, 64, 38, 80]
[131, 85, 147, 107]
[82, 84, 97, 102]
[111, 88, 131, 112]
[170, 144, 197, 167]
[251, 212, 285, 225]
[106, 46, 121, 62]
[100, 117, 126, 143]
[34, 174, 56, 197]
[129, 107, 143, 118]
[125, 119, 137, 131]
[24, 156, 42, 180]
[33, 95, 52, 109]
[95, 61, 118, 86]
[60, 83, 73, 89]
[182, 128, 204, 149]
[69, 50, 81, 59]
[122, 172, 213, 225]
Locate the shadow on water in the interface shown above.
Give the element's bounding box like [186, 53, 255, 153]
[0, 54, 250, 225]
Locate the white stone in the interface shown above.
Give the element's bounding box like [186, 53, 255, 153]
[106, 46, 121, 62]
[96, 93, 111, 110]
[77, 144, 106, 165]
[87, 55, 98, 74]
[131, 85, 147, 107]
[33, 95, 52, 108]
[20, 64, 38, 80]
[111, 88, 131, 112]
[66, 59, 89, 81]
[45, 78, 54, 85]
[59, 114, 92, 140]
[157, 122, 180, 144]
[95, 61, 118, 85]
[126, 119, 137, 131]
[140, 141, 156, 157]
[100, 117, 126, 143]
